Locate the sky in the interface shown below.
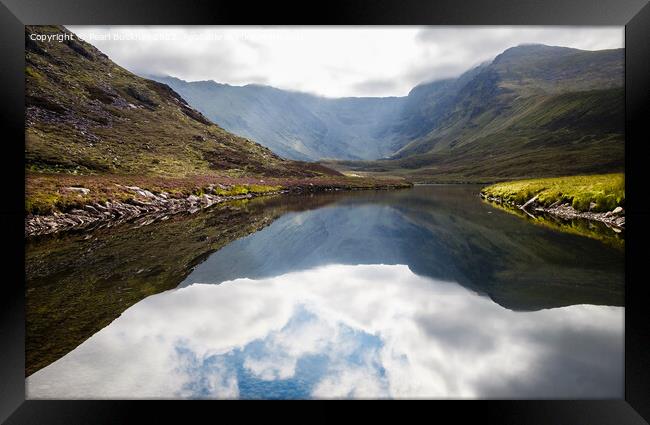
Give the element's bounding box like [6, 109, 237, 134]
[67, 26, 623, 98]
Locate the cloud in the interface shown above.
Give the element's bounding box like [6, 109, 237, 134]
[27, 264, 623, 399]
[173, 346, 240, 399]
[351, 79, 401, 97]
[66, 26, 623, 97]
[412, 26, 624, 80]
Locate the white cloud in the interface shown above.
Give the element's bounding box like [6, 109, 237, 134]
[66, 26, 623, 97]
[27, 264, 623, 400]
[312, 363, 388, 399]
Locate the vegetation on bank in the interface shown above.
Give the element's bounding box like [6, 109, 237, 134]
[25, 172, 412, 216]
[480, 173, 624, 213]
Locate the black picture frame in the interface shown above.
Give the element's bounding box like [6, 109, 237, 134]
[1, 0, 649, 422]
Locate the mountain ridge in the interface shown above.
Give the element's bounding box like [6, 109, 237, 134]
[150, 43, 623, 179]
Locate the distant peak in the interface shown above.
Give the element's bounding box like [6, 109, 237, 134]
[503, 44, 576, 54]
[492, 44, 578, 64]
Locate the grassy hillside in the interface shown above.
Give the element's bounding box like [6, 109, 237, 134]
[151, 44, 623, 181]
[25, 26, 338, 179]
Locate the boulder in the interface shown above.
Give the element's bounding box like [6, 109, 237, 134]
[201, 194, 215, 207]
[137, 189, 156, 199]
[62, 187, 90, 195]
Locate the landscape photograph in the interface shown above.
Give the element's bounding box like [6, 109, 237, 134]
[25, 25, 624, 399]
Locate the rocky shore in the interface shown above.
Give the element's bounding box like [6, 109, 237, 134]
[25, 182, 410, 237]
[25, 184, 267, 237]
[480, 193, 625, 232]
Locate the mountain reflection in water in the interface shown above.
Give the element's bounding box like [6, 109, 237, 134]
[27, 264, 623, 399]
[179, 185, 623, 311]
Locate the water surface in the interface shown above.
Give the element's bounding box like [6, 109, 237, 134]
[26, 185, 624, 399]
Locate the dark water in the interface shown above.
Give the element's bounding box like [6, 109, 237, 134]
[26, 185, 624, 399]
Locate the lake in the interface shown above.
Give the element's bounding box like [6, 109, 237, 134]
[25, 185, 624, 399]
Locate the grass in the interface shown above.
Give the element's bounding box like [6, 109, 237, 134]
[480, 173, 624, 212]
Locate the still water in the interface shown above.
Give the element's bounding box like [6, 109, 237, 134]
[26, 185, 624, 399]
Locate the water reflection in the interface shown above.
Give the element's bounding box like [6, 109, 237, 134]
[27, 264, 623, 399]
[26, 185, 625, 393]
[179, 186, 624, 311]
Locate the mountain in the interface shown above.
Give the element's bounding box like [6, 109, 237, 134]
[376, 62, 491, 152]
[391, 45, 623, 158]
[154, 44, 623, 181]
[338, 45, 625, 181]
[25, 25, 335, 179]
[148, 76, 406, 161]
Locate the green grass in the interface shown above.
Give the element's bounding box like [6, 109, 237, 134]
[481, 173, 624, 212]
[212, 184, 282, 197]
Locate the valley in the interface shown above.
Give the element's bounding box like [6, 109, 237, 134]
[152, 45, 623, 184]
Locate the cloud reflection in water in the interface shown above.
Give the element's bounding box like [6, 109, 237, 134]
[27, 264, 623, 399]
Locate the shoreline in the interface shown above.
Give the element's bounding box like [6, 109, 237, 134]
[479, 193, 625, 232]
[25, 181, 412, 237]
